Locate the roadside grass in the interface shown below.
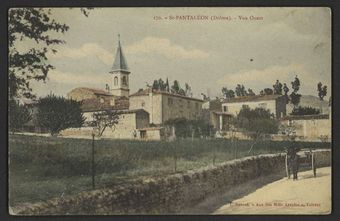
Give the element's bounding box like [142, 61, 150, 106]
[9, 134, 330, 205]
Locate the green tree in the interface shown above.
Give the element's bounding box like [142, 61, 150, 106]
[233, 106, 279, 154]
[164, 118, 214, 138]
[317, 82, 327, 101]
[291, 106, 320, 115]
[247, 88, 255, 96]
[9, 8, 91, 99]
[88, 109, 119, 189]
[260, 88, 274, 95]
[222, 87, 235, 99]
[90, 110, 120, 137]
[152, 80, 160, 90]
[273, 80, 283, 95]
[9, 99, 32, 133]
[158, 78, 167, 91]
[290, 75, 301, 108]
[165, 78, 170, 92]
[36, 94, 85, 135]
[171, 80, 181, 94]
[235, 84, 247, 97]
[283, 83, 290, 104]
[178, 88, 186, 96]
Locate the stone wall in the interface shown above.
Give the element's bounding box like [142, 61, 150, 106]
[280, 117, 331, 142]
[11, 149, 331, 215]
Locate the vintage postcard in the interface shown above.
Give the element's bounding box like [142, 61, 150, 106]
[8, 7, 331, 215]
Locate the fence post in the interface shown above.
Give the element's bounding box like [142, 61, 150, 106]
[174, 139, 177, 173]
[91, 133, 95, 189]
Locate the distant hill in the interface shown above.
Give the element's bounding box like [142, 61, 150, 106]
[287, 95, 330, 114]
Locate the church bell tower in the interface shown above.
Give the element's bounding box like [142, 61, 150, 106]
[110, 34, 130, 97]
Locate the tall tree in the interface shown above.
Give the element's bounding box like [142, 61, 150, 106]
[152, 80, 160, 90]
[317, 82, 327, 114]
[171, 80, 180, 94]
[158, 78, 166, 91]
[283, 83, 289, 95]
[165, 78, 170, 92]
[290, 75, 302, 108]
[283, 83, 290, 104]
[222, 87, 235, 99]
[273, 80, 283, 95]
[9, 8, 91, 99]
[90, 110, 120, 137]
[235, 84, 247, 97]
[36, 94, 85, 135]
[317, 82, 327, 101]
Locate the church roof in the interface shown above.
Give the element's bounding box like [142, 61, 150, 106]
[130, 88, 204, 102]
[111, 37, 129, 72]
[81, 96, 129, 112]
[71, 87, 113, 96]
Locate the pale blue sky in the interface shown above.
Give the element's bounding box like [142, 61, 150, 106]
[20, 7, 331, 99]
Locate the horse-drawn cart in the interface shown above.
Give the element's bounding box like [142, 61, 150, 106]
[285, 148, 317, 179]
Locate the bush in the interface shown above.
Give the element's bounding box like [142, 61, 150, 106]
[36, 94, 85, 135]
[291, 106, 320, 115]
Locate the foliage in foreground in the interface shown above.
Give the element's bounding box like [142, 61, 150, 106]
[36, 94, 85, 135]
[233, 106, 279, 138]
[8, 100, 32, 133]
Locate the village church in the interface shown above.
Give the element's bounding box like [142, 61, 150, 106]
[63, 36, 204, 140]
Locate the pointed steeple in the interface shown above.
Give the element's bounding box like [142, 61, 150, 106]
[111, 34, 129, 72]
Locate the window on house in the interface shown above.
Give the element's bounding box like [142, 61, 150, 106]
[140, 130, 146, 139]
[242, 104, 249, 109]
[223, 106, 228, 112]
[195, 103, 199, 110]
[122, 76, 127, 86]
[141, 101, 145, 108]
[187, 100, 191, 108]
[114, 76, 118, 86]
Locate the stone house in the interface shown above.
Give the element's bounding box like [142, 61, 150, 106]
[280, 114, 331, 142]
[221, 95, 287, 119]
[201, 99, 232, 131]
[129, 88, 203, 125]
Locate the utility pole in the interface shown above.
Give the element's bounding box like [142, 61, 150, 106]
[91, 133, 95, 189]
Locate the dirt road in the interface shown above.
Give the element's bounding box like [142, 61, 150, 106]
[213, 167, 331, 215]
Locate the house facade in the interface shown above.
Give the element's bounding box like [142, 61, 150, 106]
[280, 114, 331, 142]
[129, 88, 203, 125]
[221, 95, 287, 118]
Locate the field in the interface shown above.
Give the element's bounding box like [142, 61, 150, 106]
[9, 134, 330, 206]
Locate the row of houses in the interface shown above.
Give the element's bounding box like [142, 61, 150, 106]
[19, 37, 331, 142]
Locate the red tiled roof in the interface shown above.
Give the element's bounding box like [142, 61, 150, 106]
[81, 97, 129, 112]
[130, 88, 203, 102]
[222, 95, 284, 103]
[71, 87, 113, 96]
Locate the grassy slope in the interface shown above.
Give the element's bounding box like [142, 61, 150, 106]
[8, 134, 330, 205]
